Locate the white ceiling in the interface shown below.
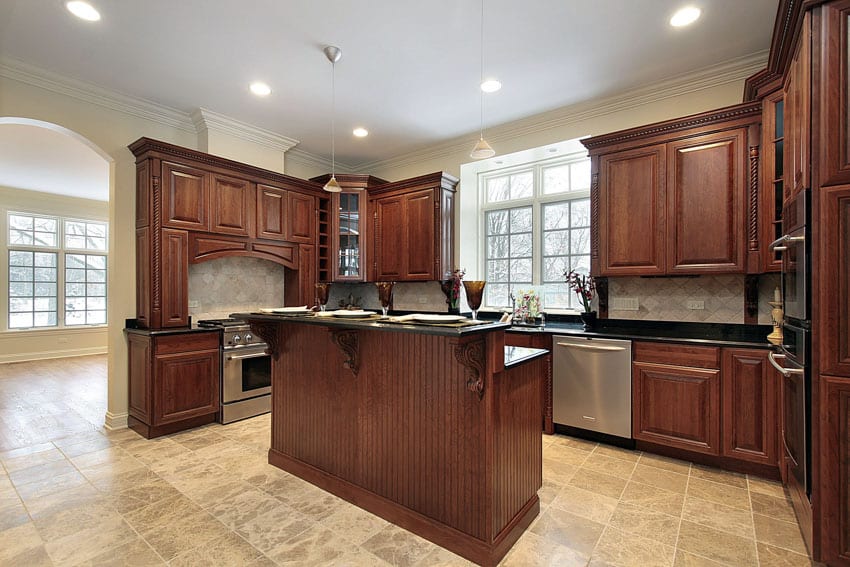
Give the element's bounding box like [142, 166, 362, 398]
[0, 0, 778, 171]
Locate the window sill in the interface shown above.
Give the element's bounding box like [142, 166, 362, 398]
[2, 325, 108, 335]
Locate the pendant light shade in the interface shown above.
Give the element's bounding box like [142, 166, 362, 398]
[470, 0, 495, 160]
[323, 45, 343, 193]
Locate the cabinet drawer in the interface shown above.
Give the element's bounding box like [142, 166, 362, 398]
[155, 332, 220, 354]
[633, 341, 719, 369]
[505, 332, 551, 349]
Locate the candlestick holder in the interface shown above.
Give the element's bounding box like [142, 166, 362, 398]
[767, 301, 784, 345]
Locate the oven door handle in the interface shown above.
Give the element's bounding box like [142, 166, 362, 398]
[769, 234, 805, 252]
[768, 352, 805, 377]
[226, 351, 269, 361]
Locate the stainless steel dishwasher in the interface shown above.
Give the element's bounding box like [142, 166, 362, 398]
[552, 335, 632, 438]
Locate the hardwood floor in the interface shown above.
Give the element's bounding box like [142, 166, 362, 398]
[0, 355, 106, 452]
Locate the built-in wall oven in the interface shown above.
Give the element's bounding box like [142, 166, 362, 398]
[198, 319, 271, 424]
[769, 188, 811, 498]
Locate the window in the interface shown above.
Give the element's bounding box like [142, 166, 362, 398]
[481, 156, 591, 311]
[6, 212, 108, 329]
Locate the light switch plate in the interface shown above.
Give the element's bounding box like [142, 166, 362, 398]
[686, 300, 705, 310]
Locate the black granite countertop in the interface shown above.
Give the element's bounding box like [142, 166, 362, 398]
[123, 319, 221, 337]
[504, 318, 774, 349]
[504, 346, 549, 368]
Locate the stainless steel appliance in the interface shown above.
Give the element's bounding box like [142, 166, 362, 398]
[772, 189, 809, 323]
[198, 318, 271, 424]
[552, 335, 632, 439]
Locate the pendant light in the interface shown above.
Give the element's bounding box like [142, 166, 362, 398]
[470, 0, 495, 160]
[323, 45, 342, 193]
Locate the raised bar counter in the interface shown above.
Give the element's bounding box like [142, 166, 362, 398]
[235, 313, 543, 566]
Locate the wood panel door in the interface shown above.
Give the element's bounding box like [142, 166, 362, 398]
[153, 347, 219, 424]
[596, 145, 666, 275]
[721, 348, 778, 466]
[784, 11, 811, 199]
[821, 375, 850, 565]
[210, 173, 253, 236]
[161, 161, 209, 231]
[821, 1, 850, 187]
[761, 90, 785, 273]
[373, 195, 405, 281]
[633, 362, 721, 455]
[160, 228, 189, 328]
[256, 184, 287, 241]
[286, 192, 315, 244]
[820, 185, 850, 376]
[666, 130, 746, 273]
[403, 189, 435, 280]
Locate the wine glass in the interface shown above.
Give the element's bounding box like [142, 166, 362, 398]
[463, 281, 486, 320]
[315, 282, 331, 311]
[375, 281, 395, 317]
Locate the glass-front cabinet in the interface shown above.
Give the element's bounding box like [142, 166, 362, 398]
[335, 191, 363, 280]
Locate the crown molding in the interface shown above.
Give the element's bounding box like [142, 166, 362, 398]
[0, 56, 196, 133]
[191, 107, 299, 153]
[352, 50, 768, 173]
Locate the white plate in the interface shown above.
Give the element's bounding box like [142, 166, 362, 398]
[332, 310, 375, 318]
[260, 306, 310, 314]
[411, 314, 466, 323]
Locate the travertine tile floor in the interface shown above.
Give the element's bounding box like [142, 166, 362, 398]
[0, 356, 821, 566]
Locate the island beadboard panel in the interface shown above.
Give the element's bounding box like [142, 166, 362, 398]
[254, 320, 542, 566]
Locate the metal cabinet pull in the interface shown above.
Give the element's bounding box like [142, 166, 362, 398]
[769, 234, 805, 251]
[768, 351, 805, 377]
[226, 352, 269, 361]
[556, 342, 626, 352]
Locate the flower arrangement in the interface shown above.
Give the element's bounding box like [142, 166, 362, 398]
[565, 269, 595, 313]
[514, 289, 541, 321]
[440, 268, 466, 310]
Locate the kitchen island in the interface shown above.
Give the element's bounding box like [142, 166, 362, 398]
[234, 312, 544, 566]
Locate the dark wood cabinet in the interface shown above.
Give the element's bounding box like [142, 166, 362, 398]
[583, 103, 761, 277]
[761, 90, 785, 272]
[126, 330, 220, 438]
[784, 10, 811, 200]
[666, 130, 747, 273]
[721, 348, 778, 466]
[369, 172, 458, 282]
[256, 183, 288, 241]
[504, 331, 553, 434]
[633, 343, 721, 455]
[821, 1, 850, 187]
[161, 161, 209, 231]
[286, 191, 315, 244]
[210, 173, 254, 236]
[160, 228, 189, 327]
[819, 184, 850, 376]
[821, 375, 850, 564]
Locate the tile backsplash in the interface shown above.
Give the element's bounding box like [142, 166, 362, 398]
[326, 281, 449, 312]
[188, 257, 287, 320]
[608, 273, 780, 325]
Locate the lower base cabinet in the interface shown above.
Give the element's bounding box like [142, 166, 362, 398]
[504, 331, 553, 434]
[126, 329, 220, 438]
[821, 375, 850, 564]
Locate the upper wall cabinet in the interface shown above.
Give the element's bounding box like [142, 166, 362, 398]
[784, 10, 811, 199]
[582, 102, 762, 276]
[161, 161, 210, 231]
[821, 2, 850, 188]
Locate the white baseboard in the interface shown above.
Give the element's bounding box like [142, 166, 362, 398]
[0, 347, 107, 364]
[104, 411, 129, 430]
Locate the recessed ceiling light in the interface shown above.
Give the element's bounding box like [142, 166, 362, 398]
[480, 79, 502, 93]
[249, 82, 272, 97]
[548, 148, 558, 153]
[66, 1, 101, 21]
[670, 6, 701, 27]
[352, 127, 369, 138]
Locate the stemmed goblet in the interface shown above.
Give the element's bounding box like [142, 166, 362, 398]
[375, 281, 395, 317]
[315, 282, 331, 312]
[463, 281, 486, 320]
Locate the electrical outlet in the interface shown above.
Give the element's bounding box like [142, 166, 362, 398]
[188, 300, 200, 308]
[418, 297, 428, 304]
[686, 300, 705, 310]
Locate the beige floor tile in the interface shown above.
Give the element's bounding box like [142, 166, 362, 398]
[581, 452, 637, 479]
[88, 466, 160, 494]
[269, 523, 361, 566]
[638, 453, 692, 475]
[620, 481, 685, 517]
[9, 458, 77, 488]
[15, 469, 88, 501]
[529, 506, 604, 555]
[591, 525, 675, 567]
[0, 446, 65, 473]
[414, 546, 475, 566]
[630, 464, 689, 494]
[537, 479, 562, 510]
[686, 477, 750, 510]
[592, 444, 640, 463]
[690, 464, 748, 489]
[235, 505, 314, 554]
[550, 484, 619, 524]
[542, 457, 580, 485]
[542, 443, 590, 467]
[141, 511, 232, 562]
[756, 542, 814, 566]
[123, 493, 205, 535]
[0, 521, 47, 565]
[0, 442, 55, 462]
[753, 513, 810, 555]
[0, 500, 30, 532]
[747, 476, 788, 499]
[206, 487, 284, 530]
[288, 486, 347, 522]
[170, 430, 227, 452]
[568, 467, 628, 500]
[501, 531, 588, 567]
[674, 549, 728, 566]
[682, 495, 755, 537]
[44, 517, 138, 565]
[78, 454, 148, 484]
[184, 478, 256, 509]
[168, 531, 262, 567]
[750, 491, 798, 524]
[107, 476, 182, 514]
[33, 498, 121, 543]
[549, 435, 597, 453]
[57, 435, 114, 458]
[74, 536, 166, 566]
[68, 445, 132, 468]
[676, 519, 758, 567]
[22, 481, 104, 519]
[322, 501, 391, 546]
[607, 501, 680, 547]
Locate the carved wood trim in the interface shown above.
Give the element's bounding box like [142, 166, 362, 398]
[330, 329, 359, 376]
[152, 175, 162, 313]
[248, 322, 283, 357]
[749, 145, 760, 251]
[744, 274, 760, 324]
[596, 276, 609, 319]
[453, 339, 485, 400]
[590, 171, 599, 262]
[543, 352, 554, 434]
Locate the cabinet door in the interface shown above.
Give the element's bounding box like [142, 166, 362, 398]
[821, 375, 850, 564]
[153, 348, 220, 424]
[160, 228, 189, 328]
[403, 189, 436, 280]
[820, 185, 850, 376]
[256, 184, 288, 241]
[761, 91, 785, 273]
[822, 2, 850, 187]
[373, 196, 405, 280]
[161, 161, 209, 231]
[633, 362, 721, 455]
[785, 11, 811, 198]
[333, 191, 366, 281]
[596, 145, 666, 275]
[210, 173, 253, 236]
[666, 130, 746, 273]
[287, 192, 315, 243]
[721, 349, 777, 465]
[127, 333, 152, 424]
[284, 244, 316, 307]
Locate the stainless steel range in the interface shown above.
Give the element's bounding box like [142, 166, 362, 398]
[198, 318, 271, 424]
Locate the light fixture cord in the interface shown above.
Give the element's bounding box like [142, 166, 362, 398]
[479, 0, 485, 140]
[331, 59, 336, 177]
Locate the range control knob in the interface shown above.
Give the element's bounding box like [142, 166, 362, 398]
[245, 333, 253, 343]
[231, 334, 241, 345]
